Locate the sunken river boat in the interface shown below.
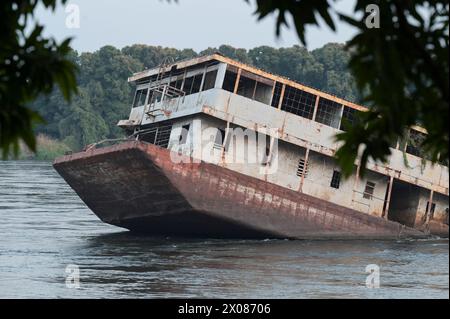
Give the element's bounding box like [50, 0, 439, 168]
[54, 54, 449, 239]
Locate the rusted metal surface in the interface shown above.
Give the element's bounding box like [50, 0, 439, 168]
[53, 141, 437, 239]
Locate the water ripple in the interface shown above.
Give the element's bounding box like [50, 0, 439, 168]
[0, 161, 448, 299]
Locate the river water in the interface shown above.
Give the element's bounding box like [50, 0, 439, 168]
[0, 161, 448, 299]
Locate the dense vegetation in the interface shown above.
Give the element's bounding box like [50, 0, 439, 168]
[30, 43, 359, 156]
[17, 134, 71, 160]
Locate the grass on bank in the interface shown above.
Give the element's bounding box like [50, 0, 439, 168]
[16, 134, 72, 161]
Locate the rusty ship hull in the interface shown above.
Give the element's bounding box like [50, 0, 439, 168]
[53, 141, 428, 239]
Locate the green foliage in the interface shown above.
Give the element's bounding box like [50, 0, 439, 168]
[0, 0, 78, 159]
[34, 135, 72, 161]
[15, 134, 71, 160]
[250, 0, 449, 176]
[32, 46, 144, 150]
[31, 43, 360, 152]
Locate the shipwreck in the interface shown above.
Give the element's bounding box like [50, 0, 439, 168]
[54, 54, 449, 239]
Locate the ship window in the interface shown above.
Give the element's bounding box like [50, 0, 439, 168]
[191, 74, 203, 94]
[340, 106, 360, 131]
[425, 201, 436, 220]
[236, 70, 273, 104]
[281, 86, 316, 120]
[202, 70, 218, 91]
[149, 90, 162, 104]
[133, 88, 148, 108]
[179, 124, 190, 145]
[258, 134, 272, 166]
[214, 128, 226, 150]
[271, 82, 283, 108]
[183, 76, 193, 94]
[237, 72, 257, 99]
[330, 170, 341, 189]
[170, 77, 183, 90]
[155, 125, 172, 148]
[254, 79, 274, 105]
[139, 124, 172, 148]
[296, 158, 309, 177]
[139, 128, 157, 144]
[406, 129, 427, 158]
[147, 89, 154, 104]
[363, 181, 376, 200]
[182, 73, 203, 95]
[315, 98, 342, 129]
[222, 70, 238, 93]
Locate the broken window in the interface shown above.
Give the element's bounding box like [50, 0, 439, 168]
[271, 82, 283, 108]
[147, 89, 154, 104]
[202, 70, 218, 91]
[169, 75, 184, 90]
[315, 98, 342, 129]
[406, 129, 427, 158]
[340, 106, 360, 131]
[296, 157, 309, 177]
[139, 123, 172, 149]
[235, 70, 274, 104]
[140, 128, 157, 144]
[257, 134, 272, 166]
[237, 71, 257, 99]
[133, 88, 148, 108]
[426, 201, 436, 220]
[330, 170, 341, 189]
[191, 74, 203, 94]
[254, 77, 274, 104]
[214, 128, 226, 150]
[179, 124, 190, 145]
[363, 181, 376, 200]
[222, 67, 238, 93]
[281, 86, 316, 120]
[148, 89, 162, 105]
[155, 125, 172, 148]
[183, 76, 194, 94]
[182, 73, 203, 95]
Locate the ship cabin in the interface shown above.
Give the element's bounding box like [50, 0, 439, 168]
[118, 54, 449, 233]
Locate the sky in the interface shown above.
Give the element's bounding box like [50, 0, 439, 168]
[35, 0, 358, 53]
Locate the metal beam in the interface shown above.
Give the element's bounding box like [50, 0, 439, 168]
[383, 175, 394, 219]
[425, 190, 435, 225]
[277, 84, 286, 110]
[233, 68, 242, 94]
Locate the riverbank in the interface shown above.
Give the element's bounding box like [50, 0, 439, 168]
[13, 134, 72, 161]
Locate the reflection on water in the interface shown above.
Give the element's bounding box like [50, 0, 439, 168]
[0, 161, 448, 298]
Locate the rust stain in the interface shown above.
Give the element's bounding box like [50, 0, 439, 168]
[52, 141, 438, 239]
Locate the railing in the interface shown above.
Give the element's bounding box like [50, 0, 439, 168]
[84, 137, 135, 152]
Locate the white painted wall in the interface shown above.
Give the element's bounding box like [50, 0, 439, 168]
[165, 114, 392, 217]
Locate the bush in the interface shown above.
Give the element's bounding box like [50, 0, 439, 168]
[18, 134, 72, 161]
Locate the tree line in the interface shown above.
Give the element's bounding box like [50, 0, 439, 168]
[31, 43, 360, 152]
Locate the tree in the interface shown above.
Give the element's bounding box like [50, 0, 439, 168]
[0, 0, 77, 158]
[32, 46, 144, 150]
[250, 0, 449, 175]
